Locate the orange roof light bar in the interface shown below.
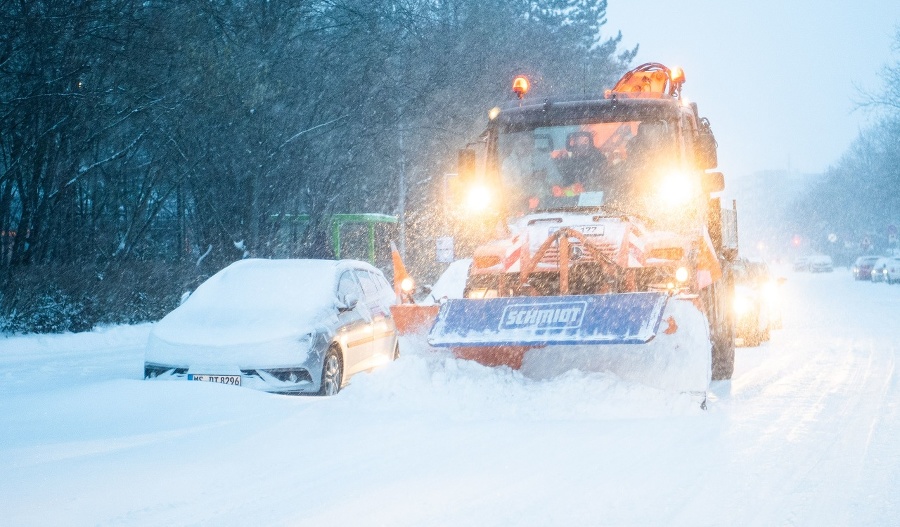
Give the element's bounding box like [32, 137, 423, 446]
[512, 76, 530, 99]
[606, 63, 686, 99]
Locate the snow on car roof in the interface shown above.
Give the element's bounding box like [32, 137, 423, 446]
[153, 259, 346, 346]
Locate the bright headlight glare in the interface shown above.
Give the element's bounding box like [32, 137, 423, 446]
[657, 172, 695, 206]
[400, 277, 415, 292]
[465, 184, 492, 212]
[733, 296, 751, 315]
[762, 282, 778, 303]
[733, 287, 753, 315]
[675, 266, 689, 283]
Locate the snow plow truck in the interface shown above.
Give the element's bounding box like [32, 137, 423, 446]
[394, 63, 739, 395]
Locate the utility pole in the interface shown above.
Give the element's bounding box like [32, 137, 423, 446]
[397, 124, 407, 260]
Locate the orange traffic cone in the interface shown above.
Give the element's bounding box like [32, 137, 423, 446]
[391, 241, 410, 302]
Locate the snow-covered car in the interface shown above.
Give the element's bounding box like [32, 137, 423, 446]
[870, 257, 891, 282]
[732, 259, 775, 346]
[807, 254, 833, 273]
[852, 255, 880, 280]
[792, 256, 810, 272]
[144, 259, 399, 395]
[884, 256, 900, 284]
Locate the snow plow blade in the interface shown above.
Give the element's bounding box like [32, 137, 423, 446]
[390, 304, 441, 336]
[428, 292, 669, 347]
[428, 293, 711, 394]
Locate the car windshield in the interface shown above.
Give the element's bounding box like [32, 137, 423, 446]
[497, 119, 681, 219]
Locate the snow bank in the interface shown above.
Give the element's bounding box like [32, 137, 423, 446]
[347, 339, 704, 420]
[520, 298, 711, 393]
[4, 269, 900, 526]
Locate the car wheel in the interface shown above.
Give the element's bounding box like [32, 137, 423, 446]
[318, 346, 343, 396]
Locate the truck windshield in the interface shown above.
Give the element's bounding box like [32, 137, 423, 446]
[497, 119, 677, 217]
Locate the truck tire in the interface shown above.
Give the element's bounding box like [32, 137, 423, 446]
[703, 271, 735, 380]
[711, 320, 735, 379]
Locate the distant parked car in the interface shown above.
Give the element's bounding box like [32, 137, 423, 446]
[792, 256, 810, 272]
[852, 255, 880, 280]
[885, 257, 900, 285]
[870, 257, 892, 282]
[144, 259, 399, 396]
[807, 255, 833, 273]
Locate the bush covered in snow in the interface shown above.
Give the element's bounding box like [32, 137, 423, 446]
[0, 262, 201, 334]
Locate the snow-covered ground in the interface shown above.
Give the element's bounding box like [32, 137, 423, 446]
[2, 269, 899, 526]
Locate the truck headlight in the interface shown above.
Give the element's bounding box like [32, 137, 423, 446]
[466, 288, 498, 299]
[464, 184, 492, 212]
[657, 172, 696, 207]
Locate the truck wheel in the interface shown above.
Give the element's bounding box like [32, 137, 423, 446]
[711, 324, 735, 379]
[705, 272, 735, 380]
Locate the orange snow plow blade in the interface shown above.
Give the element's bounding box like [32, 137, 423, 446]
[390, 304, 440, 336]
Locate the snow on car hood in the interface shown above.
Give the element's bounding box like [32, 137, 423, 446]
[421, 259, 471, 304]
[151, 259, 340, 347]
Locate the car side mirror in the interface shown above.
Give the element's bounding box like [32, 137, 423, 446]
[695, 118, 718, 170]
[338, 293, 359, 313]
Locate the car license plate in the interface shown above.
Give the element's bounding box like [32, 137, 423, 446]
[187, 374, 241, 386]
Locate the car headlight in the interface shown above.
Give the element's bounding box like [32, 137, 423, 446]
[259, 367, 313, 384]
[144, 362, 187, 379]
[762, 281, 779, 304]
[733, 286, 755, 316]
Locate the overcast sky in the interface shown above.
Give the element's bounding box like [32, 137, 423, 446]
[605, 1, 900, 179]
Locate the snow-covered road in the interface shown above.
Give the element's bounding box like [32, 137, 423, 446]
[1, 269, 898, 526]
